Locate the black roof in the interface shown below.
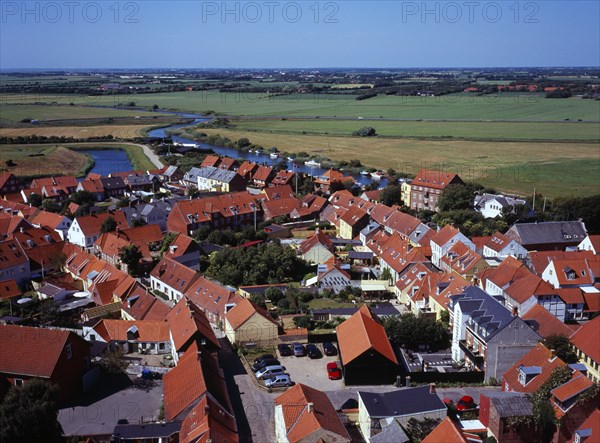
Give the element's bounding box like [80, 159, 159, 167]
[358, 385, 445, 417]
[509, 221, 587, 246]
[113, 421, 181, 439]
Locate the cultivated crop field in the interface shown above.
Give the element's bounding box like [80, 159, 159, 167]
[197, 127, 600, 198]
[0, 145, 90, 178]
[0, 104, 156, 124]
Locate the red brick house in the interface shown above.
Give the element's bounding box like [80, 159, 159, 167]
[0, 324, 91, 402]
[0, 172, 20, 195]
[409, 169, 464, 211]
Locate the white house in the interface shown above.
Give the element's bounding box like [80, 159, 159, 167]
[430, 225, 475, 269]
[577, 235, 600, 254]
[483, 232, 528, 260]
[67, 212, 128, 250]
[30, 211, 72, 240]
[474, 193, 528, 219]
[149, 257, 198, 301]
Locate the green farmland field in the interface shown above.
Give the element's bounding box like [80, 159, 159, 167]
[2, 92, 599, 122]
[0, 103, 156, 124]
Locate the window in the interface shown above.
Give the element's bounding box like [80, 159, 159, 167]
[66, 343, 72, 360]
[15, 379, 23, 386]
[159, 343, 165, 350]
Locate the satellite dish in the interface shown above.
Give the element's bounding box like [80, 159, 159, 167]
[17, 298, 32, 305]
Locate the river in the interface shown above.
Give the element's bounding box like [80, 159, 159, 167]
[82, 149, 135, 177]
[146, 112, 388, 188]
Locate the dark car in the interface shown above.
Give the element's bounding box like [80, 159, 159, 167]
[293, 343, 306, 357]
[323, 342, 337, 356]
[252, 358, 280, 372]
[306, 343, 322, 359]
[254, 354, 275, 365]
[278, 343, 293, 357]
[456, 395, 477, 411]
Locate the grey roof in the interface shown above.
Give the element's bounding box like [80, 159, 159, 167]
[127, 174, 152, 186]
[113, 422, 181, 439]
[358, 385, 446, 418]
[486, 392, 533, 418]
[188, 166, 241, 184]
[520, 365, 541, 375]
[348, 251, 374, 260]
[100, 176, 126, 189]
[371, 419, 410, 443]
[164, 165, 179, 177]
[455, 286, 516, 341]
[508, 221, 587, 246]
[312, 303, 399, 317]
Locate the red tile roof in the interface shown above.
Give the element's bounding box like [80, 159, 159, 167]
[184, 276, 241, 324]
[556, 288, 585, 305]
[166, 298, 220, 352]
[340, 205, 368, 227]
[225, 297, 277, 330]
[74, 211, 129, 237]
[429, 273, 470, 310]
[430, 225, 460, 247]
[253, 165, 273, 182]
[482, 256, 529, 289]
[412, 169, 462, 191]
[92, 319, 170, 342]
[263, 197, 301, 220]
[179, 395, 239, 443]
[0, 279, 21, 300]
[263, 185, 295, 201]
[528, 251, 596, 276]
[0, 239, 28, 269]
[440, 241, 484, 275]
[570, 316, 600, 363]
[0, 324, 89, 378]
[164, 233, 199, 259]
[122, 289, 171, 321]
[548, 259, 595, 287]
[422, 417, 468, 443]
[300, 229, 334, 256]
[271, 170, 295, 186]
[31, 176, 78, 190]
[484, 232, 513, 253]
[275, 383, 350, 443]
[521, 304, 576, 338]
[504, 271, 556, 305]
[150, 257, 198, 294]
[551, 372, 594, 402]
[218, 157, 239, 171]
[237, 161, 258, 179]
[503, 343, 567, 393]
[336, 305, 397, 365]
[201, 155, 221, 168]
[30, 210, 69, 230]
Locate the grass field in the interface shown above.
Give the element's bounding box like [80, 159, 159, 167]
[0, 145, 90, 178]
[0, 142, 156, 178]
[2, 92, 599, 122]
[1, 125, 150, 139]
[197, 127, 600, 198]
[0, 103, 156, 124]
[226, 118, 599, 141]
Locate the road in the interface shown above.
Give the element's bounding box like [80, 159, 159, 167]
[131, 143, 163, 169]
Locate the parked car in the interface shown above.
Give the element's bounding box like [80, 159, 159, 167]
[278, 343, 293, 357]
[327, 362, 342, 380]
[323, 342, 337, 356]
[306, 343, 322, 359]
[264, 374, 292, 388]
[254, 354, 275, 365]
[293, 343, 306, 357]
[252, 358, 280, 372]
[456, 395, 477, 411]
[255, 365, 287, 380]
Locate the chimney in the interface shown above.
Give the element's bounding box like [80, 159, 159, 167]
[307, 402, 314, 413]
[550, 349, 556, 360]
[429, 383, 436, 394]
[19, 227, 24, 233]
[405, 376, 411, 387]
[512, 306, 518, 317]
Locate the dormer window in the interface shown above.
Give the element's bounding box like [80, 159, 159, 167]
[518, 365, 541, 385]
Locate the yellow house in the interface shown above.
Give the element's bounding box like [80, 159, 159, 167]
[570, 316, 600, 383]
[338, 206, 369, 240]
[400, 181, 412, 207]
[224, 298, 279, 347]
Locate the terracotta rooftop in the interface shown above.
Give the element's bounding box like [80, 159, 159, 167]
[0, 279, 21, 300]
[274, 383, 350, 443]
[503, 343, 567, 394]
[412, 169, 462, 191]
[570, 316, 600, 363]
[336, 305, 397, 365]
[422, 417, 468, 443]
[166, 298, 220, 352]
[92, 319, 170, 342]
[225, 297, 277, 330]
[521, 304, 577, 338]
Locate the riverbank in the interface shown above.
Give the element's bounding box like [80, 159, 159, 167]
[68, 143, 159, 171]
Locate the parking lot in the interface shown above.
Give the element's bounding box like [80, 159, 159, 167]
[275, 343, 345, 392]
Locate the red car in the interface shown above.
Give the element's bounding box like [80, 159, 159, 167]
[327, 362, 342, 380]
[456, 395, 477, 411]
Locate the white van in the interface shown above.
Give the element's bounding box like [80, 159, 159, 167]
[255, 365, 286, 380]
[264, 374, 292, 388]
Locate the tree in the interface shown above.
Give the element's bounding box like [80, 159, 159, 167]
[119, 244, 143, 276]
[542, 334, 579, 363]
[5, 159, 16, 167]
[265, 287, 285, 304]
[187, 185, 200, 199]
[381, 184, 403, 206]
[152, 104, 159, 110]
[41, 198, 62, 213]
[28, 193, 43, 207]
[99, 348, 129, 374]
[382, 313, 450, 351]
[437, 183, 476, 211]
[352, 126, 377, 137]
[405, 417, 442, 442]
[0, 379, 63, 443]
[100, 216, 117, 233]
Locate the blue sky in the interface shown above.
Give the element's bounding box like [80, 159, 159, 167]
[1, 1, 599, 68]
